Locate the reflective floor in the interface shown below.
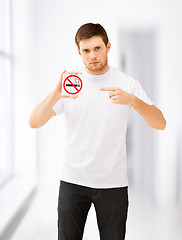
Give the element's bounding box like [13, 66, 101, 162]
[10, 180, 182, 240]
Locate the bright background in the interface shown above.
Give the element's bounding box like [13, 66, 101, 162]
[0, 0, 182, 239]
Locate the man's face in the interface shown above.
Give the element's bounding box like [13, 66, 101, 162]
[78, 36, 111, 75]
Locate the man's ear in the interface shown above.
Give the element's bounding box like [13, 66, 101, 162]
[78, 48, 81, 56]
[106, 42, 111, 53]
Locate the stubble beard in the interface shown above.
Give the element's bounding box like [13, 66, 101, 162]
[85, 54, 108, 74]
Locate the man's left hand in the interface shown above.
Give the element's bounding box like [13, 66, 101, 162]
[100, 87, 133, 105]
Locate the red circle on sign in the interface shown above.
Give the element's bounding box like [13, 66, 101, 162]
[63, 74, 83, 95]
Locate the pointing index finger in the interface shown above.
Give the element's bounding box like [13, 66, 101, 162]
[100, 87, 118, 91]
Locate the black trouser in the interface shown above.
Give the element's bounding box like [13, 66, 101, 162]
[57, 180, 129, 240]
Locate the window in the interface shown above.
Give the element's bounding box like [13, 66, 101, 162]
[0, 0, 13, 186]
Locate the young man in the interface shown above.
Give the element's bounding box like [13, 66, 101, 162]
[29, 23, 166, 240]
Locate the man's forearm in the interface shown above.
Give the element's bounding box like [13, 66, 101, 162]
[29, 90, 60, 128]
[130, 95, 166, 130]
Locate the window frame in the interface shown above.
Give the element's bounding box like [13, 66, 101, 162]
[0, 0, 14, 187]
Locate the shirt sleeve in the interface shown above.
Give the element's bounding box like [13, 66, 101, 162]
[131, 78, 154, 105]
[52, 98, 64, 115]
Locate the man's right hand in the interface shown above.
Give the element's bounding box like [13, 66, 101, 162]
[29, 70, 79, 128]
[54, 70, 79, 99]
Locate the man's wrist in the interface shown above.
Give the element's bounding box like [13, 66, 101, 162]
[52, 89, 62, 101]
[129, 94, 137, 108]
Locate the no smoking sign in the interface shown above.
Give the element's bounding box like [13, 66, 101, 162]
[62, 73, 83, 95]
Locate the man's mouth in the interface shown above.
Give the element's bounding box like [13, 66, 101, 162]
[91, 62, 99, 65]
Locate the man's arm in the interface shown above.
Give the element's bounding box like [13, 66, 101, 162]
[29, 70, 78, 128]
[130, 95, 166, 130]
[28, 90, 59, 128]
[100, 87, 166, 130]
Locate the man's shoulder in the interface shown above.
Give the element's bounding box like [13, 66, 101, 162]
[110, 66, 136, 84]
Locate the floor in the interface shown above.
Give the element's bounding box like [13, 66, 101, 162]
[9, 180, 182, 240]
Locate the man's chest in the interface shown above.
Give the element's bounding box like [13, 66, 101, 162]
[63, 84, 130, 122]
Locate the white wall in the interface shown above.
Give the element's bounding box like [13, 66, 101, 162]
[12, 0, 38, 177]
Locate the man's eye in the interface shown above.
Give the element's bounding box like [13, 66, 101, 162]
[96, 47, 100, 50]
[84, 50, 89, 53]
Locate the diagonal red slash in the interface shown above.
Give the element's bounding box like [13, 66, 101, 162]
[67, 77, 79, 91]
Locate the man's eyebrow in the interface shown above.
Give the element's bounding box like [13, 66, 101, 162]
[81, 48, 89, 51]
[95, 45, 102, 48]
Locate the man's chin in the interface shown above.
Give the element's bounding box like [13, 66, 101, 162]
[89, 64, 103, 71]
[85, 62, 108, 74]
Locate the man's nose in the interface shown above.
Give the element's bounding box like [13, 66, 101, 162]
[90, 51, 97, 59]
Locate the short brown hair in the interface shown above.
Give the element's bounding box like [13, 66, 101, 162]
[75, 23, 109, 50]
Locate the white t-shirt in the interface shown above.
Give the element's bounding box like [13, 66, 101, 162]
[53, 66, 153, 189]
